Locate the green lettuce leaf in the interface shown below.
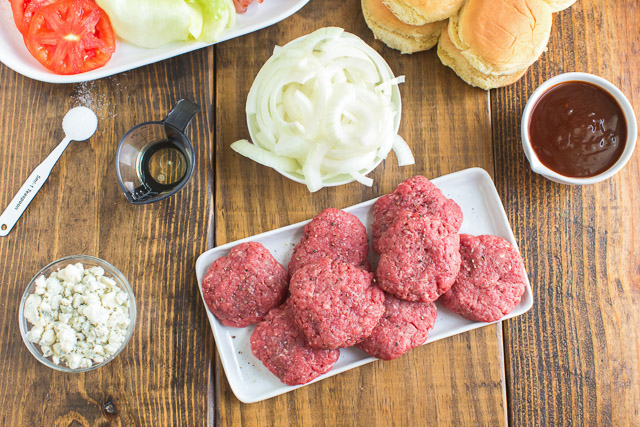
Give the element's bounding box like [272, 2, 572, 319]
[190, 0, 236, 43]
[96, 0, 235, 48]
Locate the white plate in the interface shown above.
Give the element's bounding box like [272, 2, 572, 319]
[0, 0, 310, 83]
[195, 168, 534, 403]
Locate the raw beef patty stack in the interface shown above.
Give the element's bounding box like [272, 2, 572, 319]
[202, 177, 530, 384]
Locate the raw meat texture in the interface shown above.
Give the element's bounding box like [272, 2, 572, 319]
[439, 234, 527, 322]
[376, 212, 461, 302]
[372, 175, 462, 253]
[289, 258, 385, 349]
[288, 208, 370, 275]
[250, 302, 340, 385]
[203, 242, 288, 327]
[358, 294, 437, 360]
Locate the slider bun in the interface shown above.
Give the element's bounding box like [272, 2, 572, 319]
[363, 0, 445, 54]
[542, 0, 577, 12]
[437, 26, 527, 90]
[448, 0, 552, 76]
[382, 0, 465, 25]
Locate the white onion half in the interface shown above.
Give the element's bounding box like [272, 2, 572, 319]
[233, 27, 414, 192]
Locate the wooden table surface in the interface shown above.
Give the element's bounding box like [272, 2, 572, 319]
[1, 0, 638, 425]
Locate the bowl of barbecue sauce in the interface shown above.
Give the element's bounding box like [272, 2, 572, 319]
[522, 73, 637, 184]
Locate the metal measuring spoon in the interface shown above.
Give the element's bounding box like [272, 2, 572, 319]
[0, 107, 98, 237]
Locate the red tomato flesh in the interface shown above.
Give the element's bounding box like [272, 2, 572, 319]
[10, 0, 28, 33]
[24, 0, 116, 75]
[233, 0, 264, 13]
[10, 0, 57, 34]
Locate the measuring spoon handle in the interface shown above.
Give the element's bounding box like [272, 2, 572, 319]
[0, 137, 71, 237]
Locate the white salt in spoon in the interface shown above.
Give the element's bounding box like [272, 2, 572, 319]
[0, 107, 98, 237]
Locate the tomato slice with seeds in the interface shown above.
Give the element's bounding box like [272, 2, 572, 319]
[10, 0, 31, 33]
[24, 0, 116, 75]
[9, 0, 57, 34]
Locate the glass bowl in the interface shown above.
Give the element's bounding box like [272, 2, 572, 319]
[19, 255, 136, 372]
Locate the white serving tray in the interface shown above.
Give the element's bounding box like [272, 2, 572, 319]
[0, 0, 310, 83]
[195, 168, 534, 403]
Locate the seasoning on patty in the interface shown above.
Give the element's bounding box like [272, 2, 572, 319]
[250, 302, 340, 385]
[372, 175, 462, 254]
[203, 242, 289, 328]
[358, 293, 437, 360]
[439, 234, 527, 322]
[376, 212, 461, 302]
[289, 258, 385, 349]
[288, 208, 370, 275]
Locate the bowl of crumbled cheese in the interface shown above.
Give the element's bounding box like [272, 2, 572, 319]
[19, 255, 136, 372]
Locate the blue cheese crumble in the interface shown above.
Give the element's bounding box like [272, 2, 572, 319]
[24, 263, 131, 369]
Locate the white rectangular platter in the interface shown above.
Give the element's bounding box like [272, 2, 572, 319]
[0, 0, 310, 84]
[195, 168, 533, 403]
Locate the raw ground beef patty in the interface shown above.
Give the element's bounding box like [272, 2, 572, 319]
[439, 234, 527, 322]
[372, 175, 463, 254]
[357, 294, 437, 360]
[288, 208, 369, 275]
[376, 212, 461, 302]
[289, 258, 385, 349]
[202, 242, 289, 328]
[250, 302, 340, 386]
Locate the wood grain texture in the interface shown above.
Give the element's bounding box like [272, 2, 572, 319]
[5, 0, 637, 424]
[0, 50, 214, 425]
[490, 0, 640, 425]
[214, 0, 507, 425]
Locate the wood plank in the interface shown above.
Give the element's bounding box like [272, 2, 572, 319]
[0, 50, 214, 425]
[214, 0, 506, 424]
[491, 0, 640, 425]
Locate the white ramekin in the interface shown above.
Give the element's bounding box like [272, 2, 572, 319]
[521, 72, 637, 185]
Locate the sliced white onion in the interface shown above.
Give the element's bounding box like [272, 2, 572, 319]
[301, 144, 328, 192]
[322, 150, 378, 174]
[230, 140, 298, 172]
[273, 133, 310, 161]
[392, 135, 416, 166]
[376, 76, 406, 94]
[349, 171, 374, 187]
[236, 27, 413, 192]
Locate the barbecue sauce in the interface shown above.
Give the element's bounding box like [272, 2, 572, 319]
[528, 81, 627, 177]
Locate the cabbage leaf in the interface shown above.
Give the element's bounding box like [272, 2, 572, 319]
[96, 0, 235, 49]
[191, 0, 236, 43]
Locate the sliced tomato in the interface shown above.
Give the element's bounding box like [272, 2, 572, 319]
[24, 0, 116, 75]
[9, 0, 28, 33]
[9, 0, 56, 34]
[232, 0, 264, 14]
